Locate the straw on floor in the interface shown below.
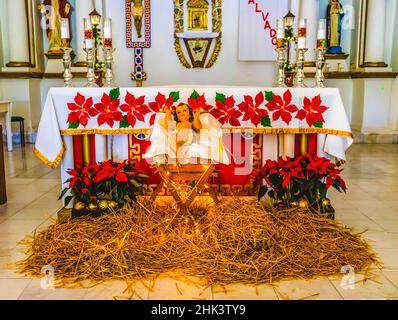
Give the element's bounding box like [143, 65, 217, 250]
[18, 198, 380, 288]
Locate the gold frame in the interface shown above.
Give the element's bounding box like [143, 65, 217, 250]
[173, 0, 222, 69]
[188, 9, 208, 30]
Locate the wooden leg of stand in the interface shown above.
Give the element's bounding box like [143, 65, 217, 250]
[208, 187, 220, 204]
[150, 181, 165, 202]
[0, 125, 7, 204]
[185, 165, 215, 207]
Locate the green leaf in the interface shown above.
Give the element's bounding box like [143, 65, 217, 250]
[169, 91, 180, 102]
[319, 184, 327, 199]
[64, 196, 73, 207]
[261, 116, 271, 127]
[58, 188, 69, 200]
[313, 121, 324, 128]
[119, 115, 130, 128]
[258, 185, 268, 201]
[68, 121, 80, 129]
[130, 179, 142, 188]
[109, 88, 120, 100]
[137, 173, 150, 180]
[215, 92, 226, 104]
[265, 91, 274, 102]
[190, 90, 200, 100]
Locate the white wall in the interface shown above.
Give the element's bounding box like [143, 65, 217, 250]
[107, 0, 277, 87]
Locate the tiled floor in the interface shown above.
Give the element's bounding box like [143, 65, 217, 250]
[0, 144, 398, 300]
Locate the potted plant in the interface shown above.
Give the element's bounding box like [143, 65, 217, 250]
[253, 154, 347, 219]
[59, 160, 148, 218]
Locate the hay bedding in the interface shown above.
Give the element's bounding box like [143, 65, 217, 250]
[18, 198, 380, 290]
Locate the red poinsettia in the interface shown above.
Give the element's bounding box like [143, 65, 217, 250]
[188, 95, 213, 112]
[120, 92, 150, 127]
[211, 96, 242, 126]
[93, 160, 128, 183]
[94, 93, 123, 127]
[295, 95, 328, 127]
[148, 92, 174, 112]
[237, 92, 268, 127]
[67, 93, 98, 127]
[266, 90, 298, 125]
[66, 168, 79, 188]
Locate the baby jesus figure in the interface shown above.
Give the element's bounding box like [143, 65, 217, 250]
[144, 103, 229, 165]
[161, 103, 202, 163]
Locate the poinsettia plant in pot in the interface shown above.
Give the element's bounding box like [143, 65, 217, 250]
[59, 160, 148, 217]
[252, 154, 347, 216]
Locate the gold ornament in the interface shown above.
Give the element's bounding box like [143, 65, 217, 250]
[98, 200, 109, 210]
[322, 198, 331, 206]
[290, 201, 299, 208]
[88, 203, 98, 210]
[74, 202, 85, 211]
[298, 199, 310, 209]
[108, 201, 118, 209]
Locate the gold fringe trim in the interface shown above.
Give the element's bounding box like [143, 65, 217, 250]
[222, 127, 354, 139]
[60, 127, 353, 139]
[60, 128, 151, 135]
[34, 145, 65, 169]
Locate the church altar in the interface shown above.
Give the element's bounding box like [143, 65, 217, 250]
[35, 86, 353, 200]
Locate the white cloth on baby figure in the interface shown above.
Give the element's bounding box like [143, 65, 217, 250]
[143, 112, 230, 164]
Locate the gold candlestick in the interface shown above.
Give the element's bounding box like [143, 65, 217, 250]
[295, 48, 308, 88]
[84, 47, 97, 87]
[275, 47, 287, 87]
[61, 47, 73, 87]
[315, 48, 327, 88]
[103, 47, 115, 87]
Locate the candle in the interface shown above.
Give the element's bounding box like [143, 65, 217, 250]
[276, 19, 285, 49]
[84, 18, 93, 49]
[103, 18, 112, 48]
[317, 19, 327, 49]
[60, 18, 70, 40]
[297, 19, 307, 49]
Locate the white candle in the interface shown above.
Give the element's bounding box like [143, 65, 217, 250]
[103, 18, 112, 40]
[276, 19, 285, 39]
[84, 18, 93, 49]
[297, 18, 307, 49]
[61, 18, 70, 40]
[84, 18, 92, 32]
[317, 19, 327, 40]
[317, 19, 327, 49]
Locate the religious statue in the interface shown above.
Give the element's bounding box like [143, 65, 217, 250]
[326, 0, 344, 54]
[38, 0, 73, 53]
[132, 0, 144, 38]
[144, 103, 229, 164]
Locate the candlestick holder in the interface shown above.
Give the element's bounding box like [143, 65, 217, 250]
[84, 47, 97, 87]
[275, 47, 287, 87]
[61, 47, 73, 87]
[315, 48, 327, 88]
[295, 48, 308, 88]
[103, 47, 116, 87]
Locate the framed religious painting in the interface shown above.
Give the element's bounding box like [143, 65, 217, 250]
[126, 0, 151, 48]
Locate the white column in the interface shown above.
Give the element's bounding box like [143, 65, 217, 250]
[364, 0, 387, 67]
[5, 0, 30, 67]
[75, 0, 94, 64]
[299, 0, 319, 63]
